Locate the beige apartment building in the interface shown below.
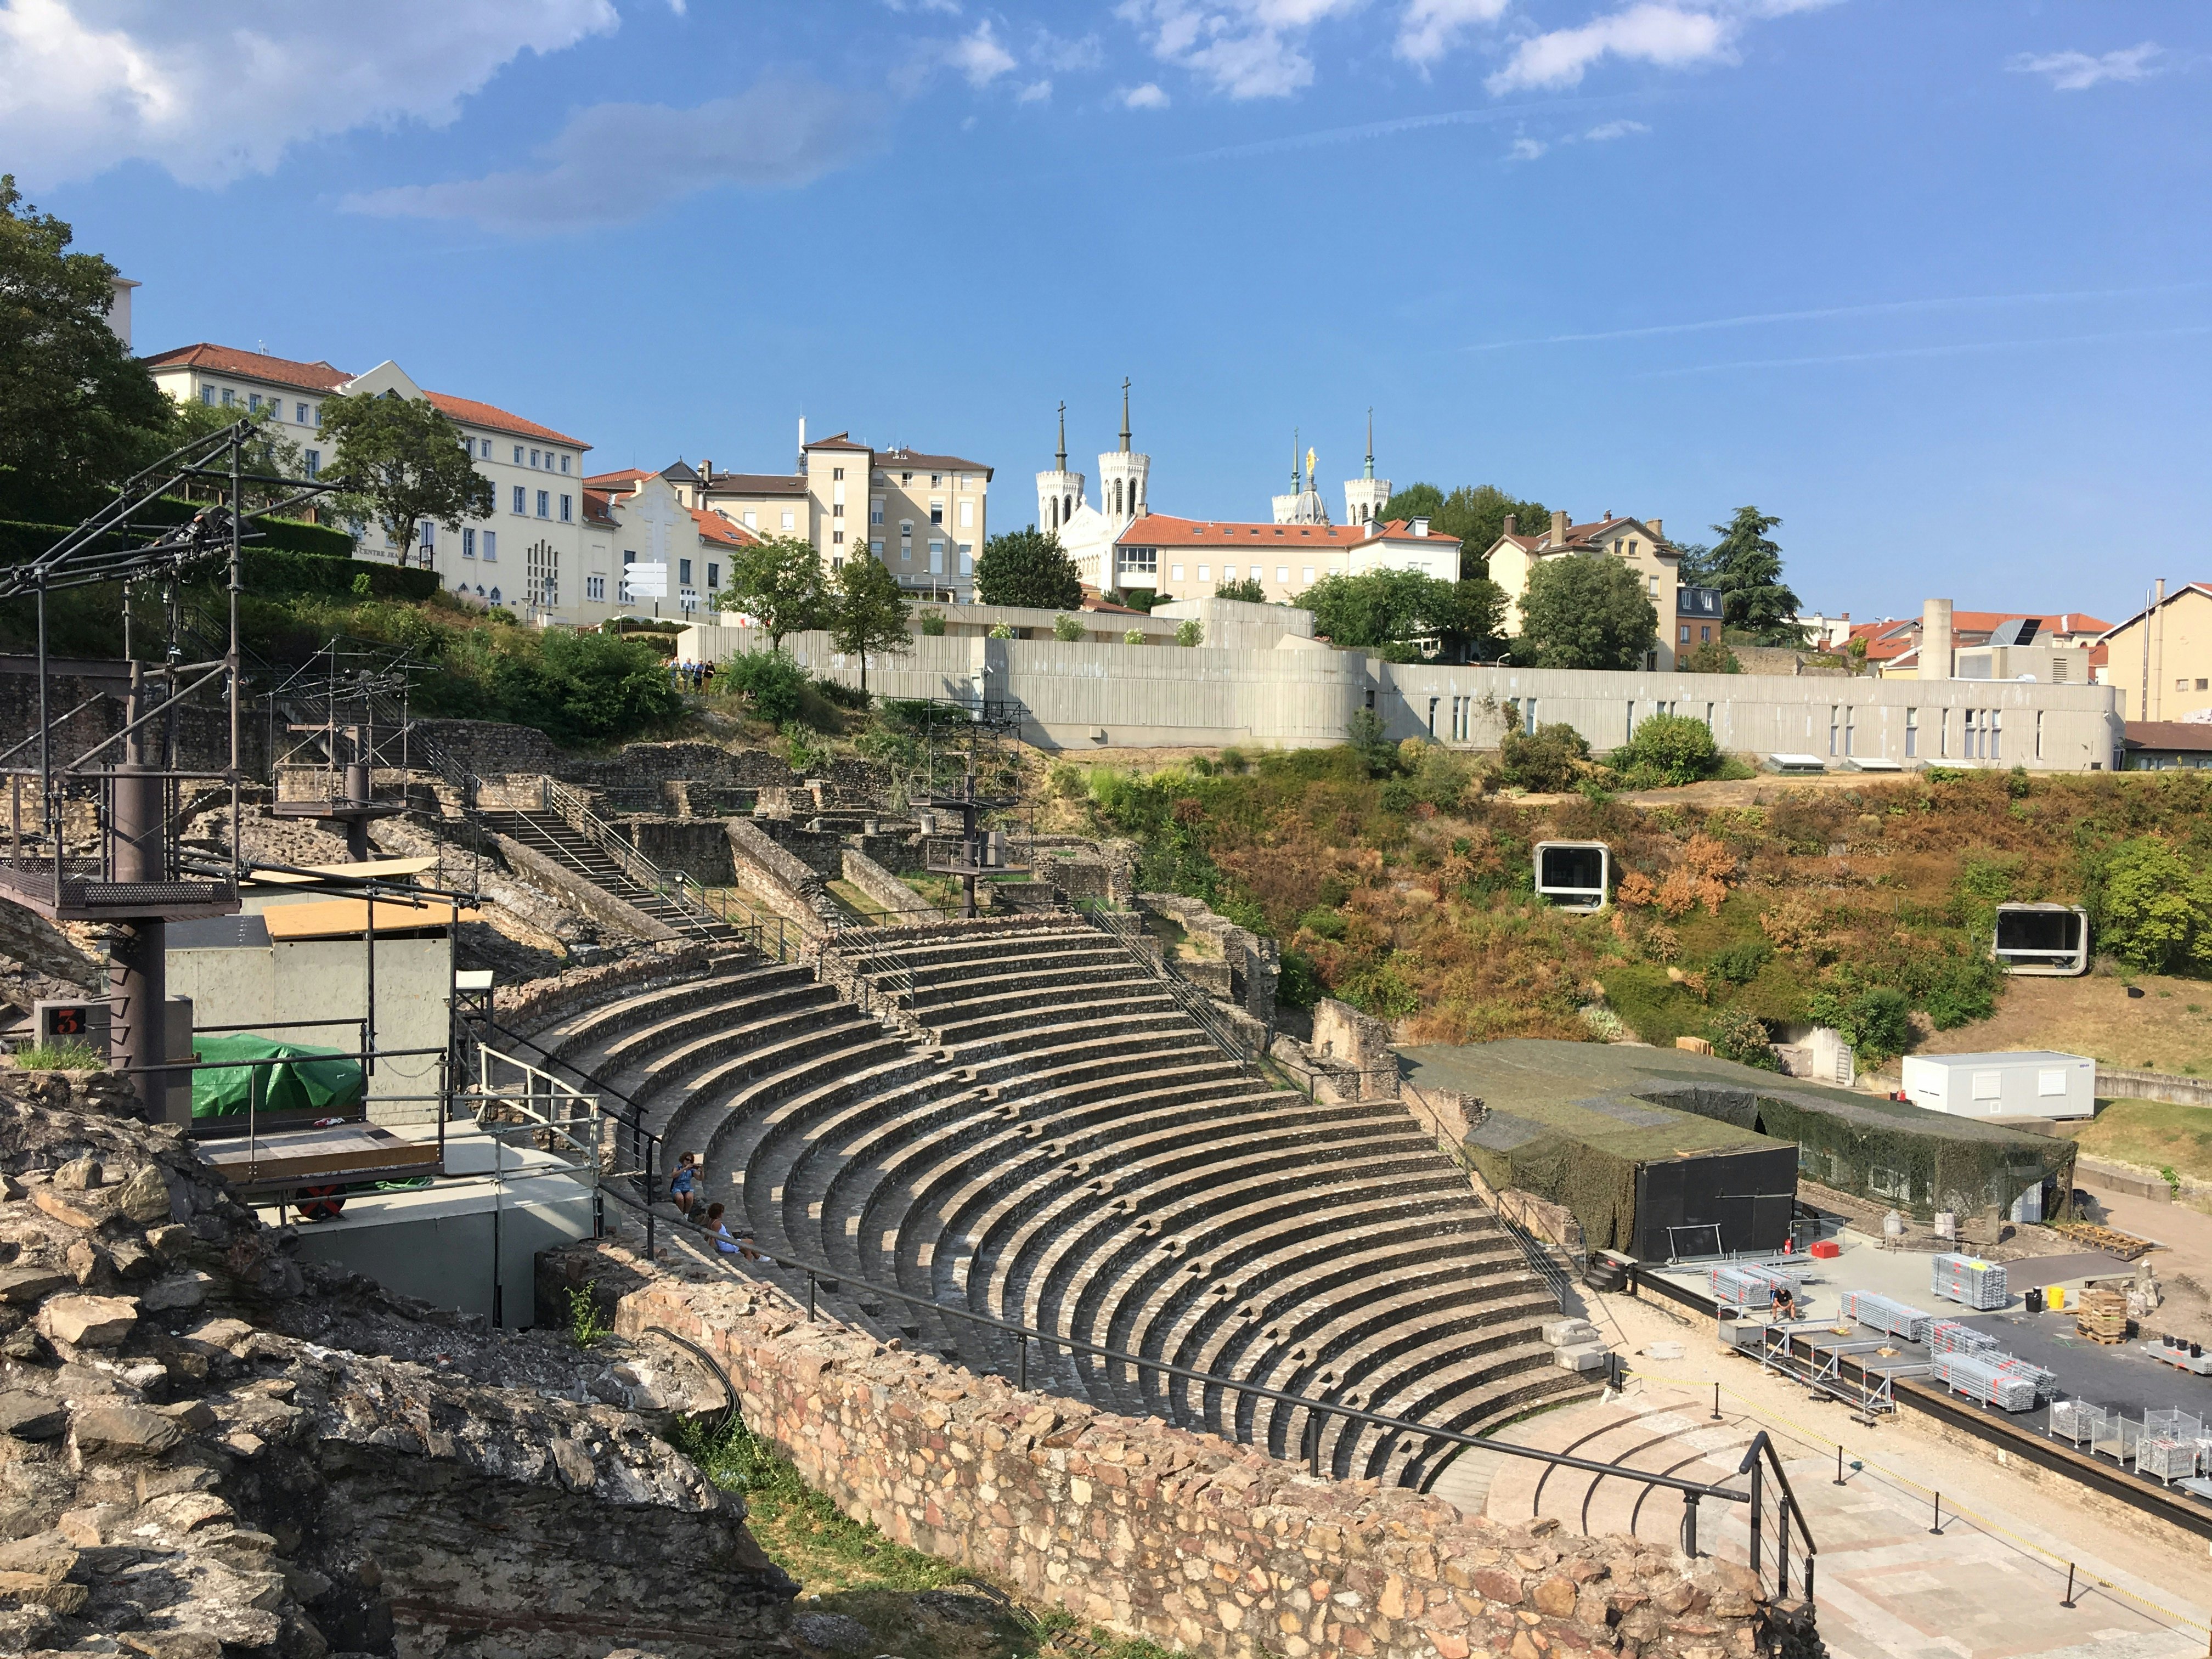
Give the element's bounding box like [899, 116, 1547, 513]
[143, 343, 604, 624]
[2100, 581, 2212, 722]
[1481, 512, 1716, 672]
[661, 429, 991, 602]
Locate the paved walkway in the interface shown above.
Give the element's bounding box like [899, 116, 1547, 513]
[1432, 1290, 2212, 1659]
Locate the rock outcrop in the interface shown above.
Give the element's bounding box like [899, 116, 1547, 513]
[0, 1072, 797, 1658]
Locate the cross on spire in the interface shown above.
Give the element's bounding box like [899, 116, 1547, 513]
[1119, 378, 1132, 454]
[1055, 400, 1067, 472]
[1364, 408, 1374, 480]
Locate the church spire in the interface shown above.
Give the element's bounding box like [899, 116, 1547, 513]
[1119, 378, 1132, 454]
[1292, 428, 1302, 493]
[1364, 408, 1375, 480]
[1055, 400, 1067, 472]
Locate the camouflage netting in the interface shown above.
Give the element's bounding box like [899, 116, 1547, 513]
[1402, 1040, 2076, 1245]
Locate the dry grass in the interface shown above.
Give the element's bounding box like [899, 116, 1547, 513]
[1916, 975, 2212, 1075]
[2064, 1098, 2212, 1181]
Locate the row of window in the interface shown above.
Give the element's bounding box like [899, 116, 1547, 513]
[866, 498, 975, 528]
[201, 385, 321, 426]
[867, 535, 970, 574]
[500, 487, 573, 522]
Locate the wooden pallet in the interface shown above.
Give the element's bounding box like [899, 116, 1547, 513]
[2046, 1220, 2155, 1261]
[2076, 1327, 2127, 1345]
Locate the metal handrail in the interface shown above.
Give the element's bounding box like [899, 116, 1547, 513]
[1737, 1430, 1819, 1603]
[704, 1234, 1753, 1510]
[1080, 903, 1251, 1064]
[539, 776, 725, 943]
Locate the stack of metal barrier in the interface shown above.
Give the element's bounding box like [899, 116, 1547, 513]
[1931, 1253, 2008, 1310]
[1841, 1290, 1932, 1342]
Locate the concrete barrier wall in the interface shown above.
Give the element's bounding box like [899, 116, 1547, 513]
[678, 620, 2124, 770]
[842, 848, 941, 923]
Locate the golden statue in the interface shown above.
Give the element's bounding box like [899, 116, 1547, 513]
[1305, 446, 1317, 486]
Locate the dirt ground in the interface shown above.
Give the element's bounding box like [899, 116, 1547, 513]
[1911, 972, 2212, 1075]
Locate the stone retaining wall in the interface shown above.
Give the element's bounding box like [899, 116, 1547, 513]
[592, 1242, 1788, 1659]
[843, 848, 943, 923]
[494, 943, 714, 1033]
[491, 832, 680, 944]
[624, 817, 740, 886]
[725, 819, 833, 938]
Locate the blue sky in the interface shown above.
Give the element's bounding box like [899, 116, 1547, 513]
[7, 0, 2207, 623]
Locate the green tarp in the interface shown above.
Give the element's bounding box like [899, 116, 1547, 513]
[190, 1035, 365, 1121]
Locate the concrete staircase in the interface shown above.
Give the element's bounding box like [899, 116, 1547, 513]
[480, 807, 747, 944]
[516, 916, 1592, 1488]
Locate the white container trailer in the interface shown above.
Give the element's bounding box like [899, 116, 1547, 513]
[1899, 1051, 2096, 1122]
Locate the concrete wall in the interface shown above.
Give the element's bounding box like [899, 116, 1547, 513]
[166, 930, 452, 1122]
[676, 618, 2123, 769]
[842, 848, 941, 923]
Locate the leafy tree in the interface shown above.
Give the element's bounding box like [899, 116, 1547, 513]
[1498, 723, 1590, 792]
[167, 400, 308, 514]
[1175, 618, 1203, 647]
[1346, 709, 1395, 775]
[1513, 555, 1657, 670]
[1615, 713, 1720, 786]
[1293, 571, 1504, 662]
[718, 533, 826, 648]
[1216, 577, 1267, 603]
[1381, 482, 1548, 578]
[1705, 506, 1806, 645]
[1052, 613, 1085, 641]
[2096, 837, 2212, 973]
[718, 650, 808, 723]
[825, 550, 909, 692]
[975, 525, 1082, 608]
[1707, 1006, 1780, 1070]
[1678, 638, 1742, 674]
[320, 390, 494, 569]
[0, 175, 179, 522]
[1430, 578, 1507, 662]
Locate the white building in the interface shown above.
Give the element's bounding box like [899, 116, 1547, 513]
[1271, 434, 1330, 526]
[1111, 514, 1462, 605]
[1035, 385, 1150, 595]
[143, 342, 601, 624]
[581, 472, 755, 620]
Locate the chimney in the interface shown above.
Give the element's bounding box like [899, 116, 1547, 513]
[1922, 597, 1953, 680]
[1550, 509, 1569, 547]
[1503, 514, 1517, 538]
[701, 458, 713, 486]
[1648, 517, 1662, 540]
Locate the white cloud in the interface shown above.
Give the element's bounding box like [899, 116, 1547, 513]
[1395, 0, 1510, 68]
[1017, 77, 1053, 103]
[1584, 117, 1650, 138]
[344, 79, 887, 233]
[0, 0, 617, 188]
[947, 19, 1017, 86]
[1508, 135, 1547, 159]
[1121, 80, 1172, 108]
[881, 0, 963, 13]
[2007, 42, 2163, 92]
[1032, 27, 1104, 71]
[1116, 0, 1368, 100]
[1487, 3, 1734, 93]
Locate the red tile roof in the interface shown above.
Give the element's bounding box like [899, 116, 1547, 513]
[582, 488, 620, 528]
[2124, 721, 2212, 752]
[690, 507, 758, 549]
[142, 342, 351, 393]
[802, 432, 871, 452]
[1117, 514, 1459, 549]
[877, 446, 992, 479]
[1849, 610, 2115, 662]
[703, 471, 807, 497]
[142, 342, 587, 448]
[584, 467, 653, 490]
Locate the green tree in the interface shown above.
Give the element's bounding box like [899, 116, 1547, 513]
[1705, 506, 1806, 645]
[1678, 638, 1742, 674]
[1216, 577, 1266, 603]
[825, 550, 910, 693]
[975, 525, 1082, 608]
[2097, 837, 2212, 973]
[718, 533, 826, 648]
[0, 176, 178, 522]
[1513, 555, 1657, 670]
[1615, 713, 1720, 786]
[1052, 612, 1085, 641]
[1293, 571, 1503, 662]
[1381, 483, 1548, 578]
[1430, 578, 1508, 662]
[320, 390, 495, 569]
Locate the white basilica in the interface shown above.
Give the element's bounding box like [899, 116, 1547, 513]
[1035, 381, 1151, 594]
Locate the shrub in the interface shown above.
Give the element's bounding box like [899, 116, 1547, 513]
[1810, 986, 1912, 1060]
[1498, 722, 1590, 792]
[1124, 627, 1145, 645]
[1678, 639, 1742, 674]
[1217, 577, 1266, 603]
[1277, 950, 1325, 1007]
[2096, 836, 2212, 973]
[810, 675, 870, 711]
[1052, 613, 1085, 642]
[1708, 940, 1773, 986]
[1176, 618, 1204, 647]
[988, 622, 1014, 639]
[720, 650, 809, 724]
[1296, 906, 1346, 940]
[1918, 956, 1999, 1028]
[1708, 1005, 1779, 1070]
[1346, 709, 1395, 775]
[1614, 713, 1720, 787]
[1379, 777, 1418, 815]
[918, 609, 946, 636]
[1340, 961, 1420, 1018]
[1217, 747, 1248, 774]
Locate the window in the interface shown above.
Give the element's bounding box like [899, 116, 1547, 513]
[199, 386, 215, 406]
[1276, 566, 1289, 583]
[706, 563, 718, 590]
[2180, 679, 2191, 693]
[1680, 625, 1692, 644]
[420, 523, 436, 551]
[1700, 625, 1712, 642]
[2035, 710, 2044, 759]
[527, 541, 557, 607]
[295, 402, 308, 423]
[482, 532, 497, 562]
[679, 558, 693, 586]
[586, 574, 606, 601]
[832, 502, 843, 517]
[462, 528, 476, 558]
[559, 494, 572, 523]
[832, 531, 844, 545]
[930, 472, 940, 487]
[1988, 708, 2001, 760]
[1647, 574, 1658, 598]
[929, 539, 945, 573]
[489, 586, 501, 604]
[1904, 708, 1918, 758]
[1172, 564, 1186, 583]
[530, 449, 541, 467]
[249, 393, 263, 413]
[960, 499, 974, 528]
[959, 543, 973, 572]
[832, 466, 844, 481]
[479, 439, 491, 458]
[221, 387, 235, 407]
[514, 446, 524, 464]
[560, 454, 570, 474]
[930, 500, 944, 525]
[900, 520, 913, 562]
[743, 510, 758, 528]
[1972, 1070, 2002, 1101]
[1524, 698, 1539, 736]
[870, 498, 884, 526]
[535, 490, 550, 518]
[512, 486, 526, 514]
[1121, 546, 1158, 576]
[1303, 567, 1314, 583]
[1198, 564, 1210, 582]
[303, 450, 320, 479]
[780, 510, 795, 531]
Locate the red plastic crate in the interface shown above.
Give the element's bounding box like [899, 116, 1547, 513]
[1809, 1239, 1841, 1260]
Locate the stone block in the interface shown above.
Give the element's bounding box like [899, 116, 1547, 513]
[0, 1390, 67, 1440]
[38, 1293, 139, 1347]
[0, 1265, 71, 1304]
[72, 1404, 185, 1458]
